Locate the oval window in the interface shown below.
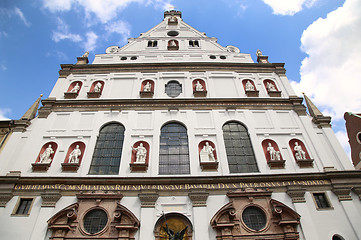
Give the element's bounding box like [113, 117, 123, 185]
[242, 206, 267, 231]
[167, 31, 179, 36]
[83, 209, 108, 234]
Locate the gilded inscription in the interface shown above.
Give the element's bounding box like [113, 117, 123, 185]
[14, 180, 330, 191]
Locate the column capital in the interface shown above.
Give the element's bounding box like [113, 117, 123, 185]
[138, 191, 159, 208]
[41, 190, 61, 207]
[286, 186, 306, 203]
[188, 190, 209, 207]
[332, 187, 352, 201]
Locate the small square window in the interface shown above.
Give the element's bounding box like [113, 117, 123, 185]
[12, 197, 34, 216]
[312, 193, 332, 210]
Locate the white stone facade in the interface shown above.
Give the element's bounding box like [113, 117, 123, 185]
[0, 10, 360, 240]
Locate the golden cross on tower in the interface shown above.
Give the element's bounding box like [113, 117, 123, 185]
[168, 5, 176, 11]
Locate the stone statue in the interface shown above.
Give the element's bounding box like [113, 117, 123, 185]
[39, 144, 54, 163]
[132, 143, 147, 163]
[68, 145, 81, 163]
[143, 82, 152, 92]
[256, 49, 262, 57]
[294, 142, 306, 160]
[93, 82, 102, 93]
[200, 142, 216, 162]
[266, 81, 277, 92]
[267, 142, 281, 161]
[70, 83, 80, 93]
[245, 80, 255, 91]
[195, 81, 203, 91]
[170, 40, 177, 47]
[82, 51, 89, 58]
[163, 223, 187, 240]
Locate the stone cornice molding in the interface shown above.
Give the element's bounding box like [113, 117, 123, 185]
[59, 62, 286, 77]
[0, 183, 15, 207]
[38, 97, 306, 118]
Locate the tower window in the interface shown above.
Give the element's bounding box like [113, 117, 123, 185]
[13, 198, 34, 216]
[222, 122, 259, 173]
[313, 193, 331, 209]
[189, 40, 199, 47]
[89, 123, 125, 175]
[147, 40, 158, 47]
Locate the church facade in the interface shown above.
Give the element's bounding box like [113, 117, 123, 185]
[0, 10, 361, 240]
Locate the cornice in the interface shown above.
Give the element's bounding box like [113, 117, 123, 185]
[38, 97, 305, 118]
[59, 62, 286, 77]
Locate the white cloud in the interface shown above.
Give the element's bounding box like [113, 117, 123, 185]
[0, 7, 31, 27]
[84, 31, 98, 51]
[105, 20, 131, 43]
[42, 0, 174, 23]
[46, 50, 69, 60]
[262, 0, 318, 15]
[0, 108, 11, 120]
[13, 7, 31, 27]
[0, 64, 7, 71]
[41, 0, 73, 12]
[52, 17, 82, 42]
[0, 31, 8, 38]
[293, 0, 361, 121]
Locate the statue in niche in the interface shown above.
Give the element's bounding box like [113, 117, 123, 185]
[82, 51, 89, 58]
[245, 80, 255, 91]
[68, 145, 81, 163]
[294, 141, 306, 160]
[169, 16, 177, 23]
[200, 142, 216, 162]
[93, 82, 102, 93]
[195, 81, 204, 91]
[70, 83, 80, 93]
[256, 49, 263, 57]
[266, 81, 277, 92]
[143, 81, 152, 92]
[132, 143, 147, 163]
[163, 223, 187, 240]
[169, 40, 177, 47]
[267, 142, 281, 161]
[39, 144, 54, 163]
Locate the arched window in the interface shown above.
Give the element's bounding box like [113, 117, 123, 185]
[89, 123, 125, 175]
[165, 81, 182, 98]
[222, 122, 258, 173]
[159, 122, 190, 175]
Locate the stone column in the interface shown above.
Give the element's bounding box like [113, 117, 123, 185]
[286, 187, 319, 240]
[332, 187, 361, 238]
[188, 190, 209, 240]
[138, 191, 159, 240]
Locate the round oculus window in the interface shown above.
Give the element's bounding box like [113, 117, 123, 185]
[167, 31, 179, 36]
[83, 209, 108, 234]
[242, 206, 267, 231]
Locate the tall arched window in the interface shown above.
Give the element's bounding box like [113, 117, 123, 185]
[89, 123, 125, 175]
[222, 122, 258, 173]
[159, 122, 190, 175]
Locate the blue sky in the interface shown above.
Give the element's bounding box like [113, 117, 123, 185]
[1, 0, 360, 156]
